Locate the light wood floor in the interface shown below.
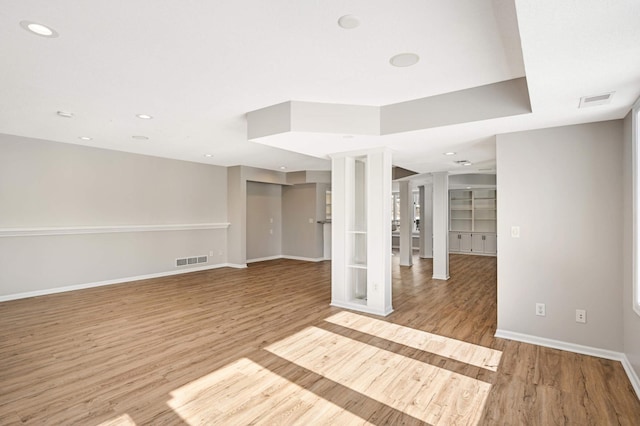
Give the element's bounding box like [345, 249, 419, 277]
[1, 255, 639, 425]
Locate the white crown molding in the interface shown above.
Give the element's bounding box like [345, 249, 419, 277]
[0, 223, 231, 237]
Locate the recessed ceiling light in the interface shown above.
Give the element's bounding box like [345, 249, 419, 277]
[20, 21, 59, 38]
[338, 15, 360, 30]
[203, 154, 213, 158]
[78, 136, 92, 141]
[280, 166, 287, 170]
[56, 111, 74, 118]
[136, 114, 153, 119]
[443, 152, 456, 156]
[390, 53, 420, 68]
[462, 162, 472, 166]
[454, 160, 472, 166]
[466, 186, 472, 189]
[132, 135, 149, 140]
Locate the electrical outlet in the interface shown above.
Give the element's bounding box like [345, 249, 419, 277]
[308, 218, 314, 224]
[576, 309, 587, 323]
[536, 303, 546, 316]
[209, 251, 214, 257]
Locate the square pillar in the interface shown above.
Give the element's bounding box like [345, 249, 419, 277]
[330, 148, 392, 316]
[399, 180, 413, 266]
[432, 172, 449, 280]
[419, 184, 433, 258]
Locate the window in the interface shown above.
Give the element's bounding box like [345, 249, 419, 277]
[634, 98, 640, 316]
[391, 191, 420, 233]
[413, 191, 420, 232]
[391, 193, 400, 231]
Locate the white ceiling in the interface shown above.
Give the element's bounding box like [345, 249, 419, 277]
[1, 0, 639, 173]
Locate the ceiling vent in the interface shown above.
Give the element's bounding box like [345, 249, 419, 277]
[579, 92, 614, 108]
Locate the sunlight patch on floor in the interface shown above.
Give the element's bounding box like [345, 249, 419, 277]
[265, 326, 492, 425]
[325, 311, 502, 371]
[167, 357, 370, 425]
[96, 413, 136, 426]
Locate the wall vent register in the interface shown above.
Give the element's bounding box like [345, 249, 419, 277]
[176, 255, 208, 267]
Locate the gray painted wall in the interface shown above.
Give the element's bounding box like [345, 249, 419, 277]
[622, 112, 640, 377]
[0, 134, 228, 297]
[227, 166, 288, 265]
[246, 182, 282, 260]
[496, 121, 623, 351]
[282, 183, 323, 259]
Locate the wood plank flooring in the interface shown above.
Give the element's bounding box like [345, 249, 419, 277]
[1, 254, 639, 425]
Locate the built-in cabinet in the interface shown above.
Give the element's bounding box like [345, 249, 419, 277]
[449, 189, 497, 256]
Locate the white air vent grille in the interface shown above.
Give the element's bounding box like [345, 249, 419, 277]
[579, 92, 614, 108]
[176, 255, 209, 267]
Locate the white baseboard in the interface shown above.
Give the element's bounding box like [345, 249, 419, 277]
[246, 255, 281, 263]
[495, 329, 640, 401]
[621, 354, 640, 400]
[330, 300, 393, 317]
[247, 255, 325, 263]
[432, 274, 450, 280]
[281, 255, 325, 262]
[494, 329, 624, 361]
[225, 263, 248, 269]
[0, 263, 234, 302]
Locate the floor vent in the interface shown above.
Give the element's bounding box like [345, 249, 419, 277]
[176, 255, 208, 267]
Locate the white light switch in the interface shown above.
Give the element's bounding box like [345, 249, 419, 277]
[511, 226, 520, 238]
[308, 218, 314, 224]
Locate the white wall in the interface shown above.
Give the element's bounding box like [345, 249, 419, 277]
[246, 182, 282, 260]
[0, 134, 228, 298]
[623, 112, 640, 378]
[496, 121, 623, 351]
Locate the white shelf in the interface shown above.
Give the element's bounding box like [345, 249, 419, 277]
[449, 189, 497, 235]
[347, 230, 367, 234]
[348, 263, 367, 269]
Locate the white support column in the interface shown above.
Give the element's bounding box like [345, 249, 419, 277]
[419, 184, 433, 258]
[330, 148, 392, 316]
[432, 172, 449, 280]
[367, 150, 393, 315]
[399, 180, 413, 266]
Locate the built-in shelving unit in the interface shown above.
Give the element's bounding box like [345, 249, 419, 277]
[449, 189, 497, 255]
[345, 158, 368, 302]
[331, 148, 393, 316]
